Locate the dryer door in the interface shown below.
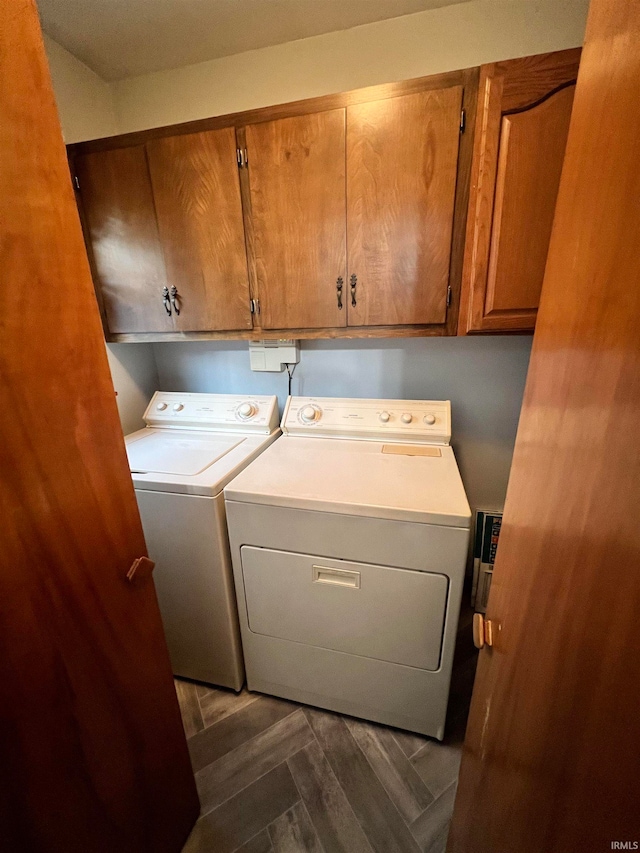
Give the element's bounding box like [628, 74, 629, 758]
[240, 547, 449, 671]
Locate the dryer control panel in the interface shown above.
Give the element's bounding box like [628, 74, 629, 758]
[144, 392, 280, 434]
[282, 397, 451, 444]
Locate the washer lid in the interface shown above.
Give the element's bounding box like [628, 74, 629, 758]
[224, 436, 471, 527]
[125, 428, 280, 496]
[126, 430, 243, 476]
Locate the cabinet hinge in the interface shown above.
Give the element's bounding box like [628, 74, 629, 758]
[73, 174, 80, 190]
[446, 285, 452, 307]
[250, 298, 260, 315]
[236, 147, 248, 168]
[460, 108, 466, 133]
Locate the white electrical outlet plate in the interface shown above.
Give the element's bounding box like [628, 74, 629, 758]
[249, 340, 299, 372]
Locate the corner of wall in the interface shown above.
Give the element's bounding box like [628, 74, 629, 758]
[106, 344, 160, 436]
[42, 33, 118, 142]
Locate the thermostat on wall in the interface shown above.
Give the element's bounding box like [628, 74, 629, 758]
[249, 340, 299, 372]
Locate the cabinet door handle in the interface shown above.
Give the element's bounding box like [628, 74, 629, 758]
[350, 274, 357, 307]
[162, 286, 172, 315]
[170, 285, 180, 316]
[336, 276, 343, 309]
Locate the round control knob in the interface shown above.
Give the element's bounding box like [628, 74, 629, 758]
[401, 413, 413, 424]
[300, 405, 320, 423]
[173, 403, 184, 412]
[156, 402, 168, 411]
[237, 402, 256, 420]
[424, 413, 436, 425]
[379, 411, 391, 423]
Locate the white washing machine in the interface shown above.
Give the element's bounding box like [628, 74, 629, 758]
[224, 396, 471, 738]
[125, 392, 280, 690]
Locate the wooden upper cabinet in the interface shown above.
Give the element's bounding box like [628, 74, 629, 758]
[70, 66, 479, 340]
[458, 48, 581, 334]
[347, 86, 463, 326]
[245, 110, 347, 330]
[75, 146, 172, 334]
[146, 128, 252, 331]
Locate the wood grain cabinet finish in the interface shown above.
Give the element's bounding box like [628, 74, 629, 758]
[146, 128, 252, 331]
[347, 86, 463, 326]
[70, 67, 477, 341]
[74, 146, 173, 334]
[245, 110, 347, 330]
[458, 48, 581, 334]
[244, 81, 469, 332]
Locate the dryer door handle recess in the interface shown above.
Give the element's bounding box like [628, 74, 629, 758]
[312, 565, 361, 589]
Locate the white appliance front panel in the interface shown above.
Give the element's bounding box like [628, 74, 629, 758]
[226, 501, 470, 574]
[144, 391, 279, 433]
[226, 501, 469, 738]
[127, 431, 243, 476]
[282, 396, 451, 444]
[241, 547, 448, 670]
[136, 489, 244, 689]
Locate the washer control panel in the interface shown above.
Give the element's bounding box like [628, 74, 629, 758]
[282, 397, 451, 444]
[144, 392, 279, 434]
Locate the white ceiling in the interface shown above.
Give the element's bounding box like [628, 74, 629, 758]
[37, 0, 470, 82]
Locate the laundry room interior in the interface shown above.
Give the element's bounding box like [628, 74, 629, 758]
[5, 0, 640, 851]
[48, 0, 555, 516]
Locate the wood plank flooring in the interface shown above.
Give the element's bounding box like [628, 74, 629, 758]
[179, 611, 477, 853]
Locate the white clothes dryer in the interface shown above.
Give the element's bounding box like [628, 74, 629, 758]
[224, 396, 471, 738]
[125, 392, 279, 690]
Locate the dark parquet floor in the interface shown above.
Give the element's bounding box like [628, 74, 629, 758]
[178, 605, 477, 853]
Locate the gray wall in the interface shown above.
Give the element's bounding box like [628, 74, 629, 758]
[153, 335, 532, 514]
[107, 343, 159, 435]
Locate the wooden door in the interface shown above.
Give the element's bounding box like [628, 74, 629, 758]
[448, 2, 640, 850]
[0, 3, 199, 852]
[146, 128, 252, 331]
[458, 49, 581, 334]
[245, 110, 347, 330]
[75, 146, 173, 334]
[346, 86, 463, 326]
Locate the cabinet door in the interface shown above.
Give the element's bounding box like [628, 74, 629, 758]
[146, 128, 252, 332]
[75, 146, 172, 334]
[346, 86, 463, 326]
[245, 110, 347, 330]
[458, 49, 581, 334]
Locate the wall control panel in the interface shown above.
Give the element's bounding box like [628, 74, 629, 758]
[282, 397, 451, 444]
[144, 392, 280, 434]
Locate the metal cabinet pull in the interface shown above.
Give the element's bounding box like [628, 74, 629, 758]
[170, 285, 180, 315]
[350, 274, 357, 307]
[336, 276, 343, 309]
[162, 286, 172, 315]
